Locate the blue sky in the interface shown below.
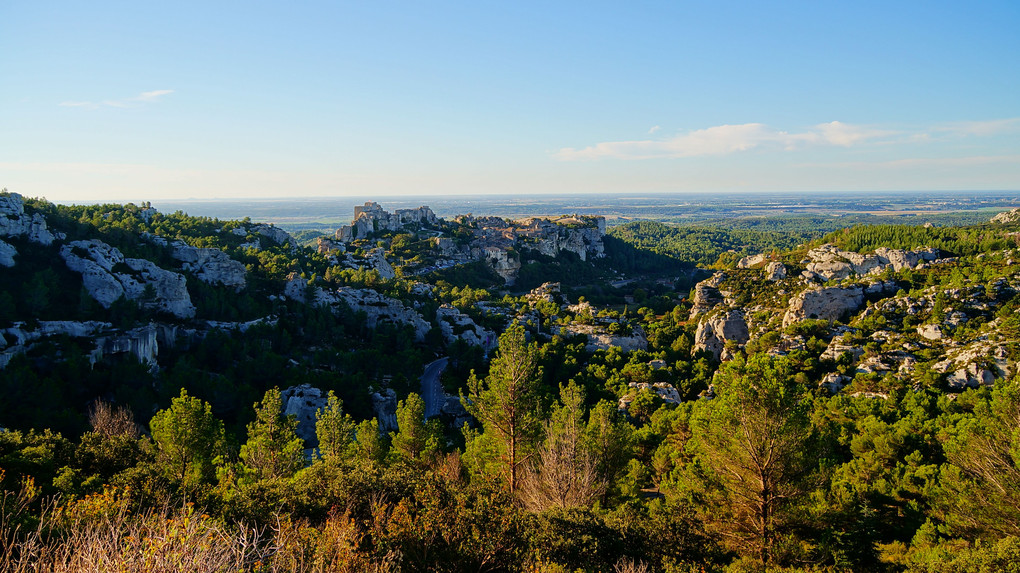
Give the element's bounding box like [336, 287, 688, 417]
[1, 1, 1018, 202]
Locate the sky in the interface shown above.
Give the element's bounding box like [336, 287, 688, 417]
[1, 1, 1018, 203]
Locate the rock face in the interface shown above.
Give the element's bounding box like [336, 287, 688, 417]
[804, 244, 939, 281]
[251, 224, 292, 246]
[60, 240, 196, 319]
[917, 324, 943, 341]
[338, 202, 437, 242]
[1, 321, 160, 369]
[561, 324, 648, 353]
[281, 384, 329, 443]
[0, 193, 55, 245]
[690, 273, 726, 319]
[783, 286, 864, 327]
[366, 248, 396, 280]
[991, 208, 1020, 224]
[335, 287, 431, 341]
[765, 262, 787, 281]
[170, 243, 247, 290]
[933, 342, 1011, 390]
[436, 305, 496, 349]
[737, 253, 767, 268]
[694, 310, 750, 360]
[371, 388, 399, 433]
[0, 239, 15, 267]
[484, 247, 522, 285]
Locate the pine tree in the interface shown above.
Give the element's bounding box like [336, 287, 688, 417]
[461, 322, 542, 496]
[239, 388, 304, 481]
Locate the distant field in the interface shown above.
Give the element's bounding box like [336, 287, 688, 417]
[138, 190, 1020, 235]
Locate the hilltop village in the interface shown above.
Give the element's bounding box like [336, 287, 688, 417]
[4, 192, 1020, 570]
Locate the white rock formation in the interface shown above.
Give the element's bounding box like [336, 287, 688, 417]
[366, 248, 396, 280]
[991, 208, 1020, 224]
[765, 262, 787, 281]
[251, 224, 292, 246]
[690, 273, 726, 319]
[281, 384, 330, 443]
[560, 324, 648, 352]
[917, 324, 943, 341]
[0, 193, 55, 245]
[694, 310, 750, 361]
[804, 244, 939, 281]
[1, 321, 160, 369]
[737, 253, 767, 268]
[484, 247, 522, 285]
[933, 342, 1011, 390]
[170, 243, 247, 289]
[335, 287, 431, 341]
[436, 305, 496, 349]
[60, 240, 196, 319]
[783, 286, 864, 327]
[0, 239, 15, 267]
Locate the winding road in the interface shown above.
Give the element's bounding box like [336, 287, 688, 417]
[420, 357, 449, 419]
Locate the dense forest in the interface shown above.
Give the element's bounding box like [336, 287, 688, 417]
[3, 194, 1020, 571]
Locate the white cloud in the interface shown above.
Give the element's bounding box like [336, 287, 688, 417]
[648, 125, 661, 134]
[933, 118, 1020, 137]
[555, 121, 896, 161]
[59, 89, 174, 109]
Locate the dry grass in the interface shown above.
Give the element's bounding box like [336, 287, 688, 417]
[0, 485, 399, 573]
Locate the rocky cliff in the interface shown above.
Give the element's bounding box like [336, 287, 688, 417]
[60, 240, 196, 319]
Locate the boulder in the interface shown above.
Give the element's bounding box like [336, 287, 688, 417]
[783, 286, 864, 327]
[694, 309, 749, 361]
[764, 262, 787, 281]
[737, 253, 767, 268]
[917, 324, 943, 341]
[281, 384, 330, 443]
[0, 239, 15, 267]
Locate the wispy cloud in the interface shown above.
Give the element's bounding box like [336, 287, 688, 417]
[555, 121, 895, 161]
[648, 125, 661, 134]
[59, 89, 174, 109]
[933, 118, 1020, 137]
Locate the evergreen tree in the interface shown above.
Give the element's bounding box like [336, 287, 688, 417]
[314, 390, 356, 462]
[239, 388, 304, 481]
[461, 322, 542, 495]
[149, 389, 226, 499]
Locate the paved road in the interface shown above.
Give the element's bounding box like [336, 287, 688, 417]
[420, 357, 449, 419]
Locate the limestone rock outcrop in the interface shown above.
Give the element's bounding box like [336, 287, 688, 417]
[335, 287, 431, 341]
[991, 208, 1020, 224]
[560, 324, 648, 353]
[737, 253, 767, 268]
[371, 388, 399, 433]
[694, 310, 749, 361]
[933, 342, 1011, 390]
[436, 305, 496, 348]
[0, 239, 15, 267]
[804, 244, 939, 281]
[338, 202, 437, 242]
[765, 262, 787, 281]
[171, 243, 247, 290]
[281, 384, 329, 443]
[783, 286, 864, 327]
[60, 240, 196, 319]
[0, 193, 55, 245]
[1, 321, 160, 369]
[690, 273, 726, 319]
[484, 247, 522, 285]
[366, 248, 396, 280]
[251, 224, 292, 246]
